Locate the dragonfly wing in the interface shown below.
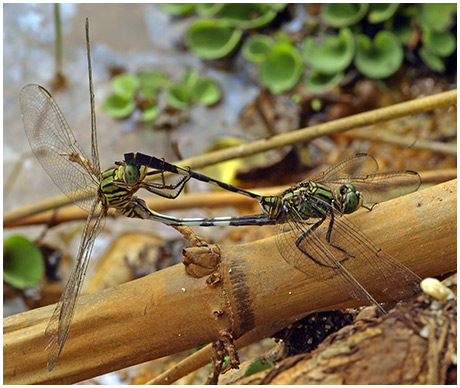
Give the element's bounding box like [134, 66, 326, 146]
[275, 212, 384, 311]
[275, 207, 421, 311]
[342, 171, 421, 205]
[20, 84, 99, 212]
[45, 200, 106, 371]
[320, 209, 421, 301]
[308, 153, 379, 183]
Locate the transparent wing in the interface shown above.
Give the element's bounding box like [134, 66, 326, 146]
[338, 170, 421, 206]
[45, 200, 106, 371]
[19, 84, 99, 212]
[308, 154, 420, 205]
[308, 153, 379, 183]
[275, 206, 421, 311]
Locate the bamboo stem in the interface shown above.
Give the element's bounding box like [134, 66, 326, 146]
[3, 179, 456, 384]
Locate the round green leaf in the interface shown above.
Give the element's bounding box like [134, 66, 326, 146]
[141, 105, 160, 122]
[418, 47, 446, 73]
[195, 3, 223, 17]
[321, 4, 369, 28]
[4, 235, 45, 289]
[216, 3, 277, 29]
[160, 3, 195, 15]
[186, 19, 243, 60]
[191, 78, 221, 106]
[242, 34, 274, 63]
[103, 94, 136, 118]
[111, 73, 140, 100]
[165, 84, 191, 110]
[138, 71, 169, 99]
[355, 31, 404, 79]
[368, 4, 399, 24]
[260, 43, 303, 94]
[423, 30, 456, 58]
[416, 4, 457, 33]
[302, 28, 355, 74]
[180, 69, 200, 91]
[305, 71, 344, 93]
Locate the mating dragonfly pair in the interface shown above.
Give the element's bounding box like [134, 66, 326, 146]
[19, 20, 422, 372]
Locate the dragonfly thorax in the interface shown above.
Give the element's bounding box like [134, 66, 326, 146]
[333, 183, 363, 214]
[98, 164, 146, 210]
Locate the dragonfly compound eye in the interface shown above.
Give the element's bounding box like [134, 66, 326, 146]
[337, 184, 362, 214]
[124, 164, 140, 184]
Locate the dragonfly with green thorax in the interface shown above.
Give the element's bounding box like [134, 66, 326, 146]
[125, 151, 422, 314]
[19, 20, 198, 371]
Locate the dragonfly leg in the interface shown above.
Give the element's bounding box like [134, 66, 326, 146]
[59, 152, 99, 176]
[362, 203, 378, 211]
[295, 217, 342, 269]
[140, 173, 192, 199]
[324, 212, 355, 261]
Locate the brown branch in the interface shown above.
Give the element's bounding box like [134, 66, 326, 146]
[343, 127, 457, 156]
[3, 179, 456, 384]
[4, 89, 457, 225]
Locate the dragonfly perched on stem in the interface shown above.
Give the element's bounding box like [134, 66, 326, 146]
[19, 19, 196, 371]
[125, 151, 422, 314]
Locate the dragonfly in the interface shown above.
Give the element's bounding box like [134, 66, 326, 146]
[19, 20, 195, 371]
[125, 151, 423, 313]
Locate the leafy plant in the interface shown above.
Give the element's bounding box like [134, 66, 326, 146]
[4, 235, 45, 289]
[302, 28, 355, 74]
[259, 42, 303, 94]
[103, 68, 222, 123]
[186, 19, 243, 60]
[355, 31, 404, 79]
[159, 4, 457, 94]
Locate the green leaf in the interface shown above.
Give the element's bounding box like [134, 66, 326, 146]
[244, 358, 274, 377]
[321, 4, 369, 28]
[216, 3, 277, 29]
[111, 73, 140, 100]
[191, 78, 221, 106]
[368, 4, 399, 24]
[260, 42, 303, 94]
[354, 31, 404, 79]
[302, 28, 355, 74]
[165, 84, 191, 110]
[305, 71, 344, 93]
[242, 34, 274, 63]
[103, 94, 136, 118]
[195, 3, 223, 17]
[180, 69, 200, 92]
[160, 3, 196, 16]
[138, 71, 170, 99]
[186, 19, 243, 60]
[418, 47, 446, 73]
[4, 235, 45, 289]
[416, 4, 457, 32]
[141, 105, 160, 122]
[423, 30, 456, 58]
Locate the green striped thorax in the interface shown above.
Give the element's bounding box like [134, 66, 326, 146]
[98, 162, 147, 209]
[259, 181, 363, 220]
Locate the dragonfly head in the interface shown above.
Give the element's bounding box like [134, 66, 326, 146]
[116, 161, 147, 185]
[260, 196, 283, 218]
[335, 183, 363, 214]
